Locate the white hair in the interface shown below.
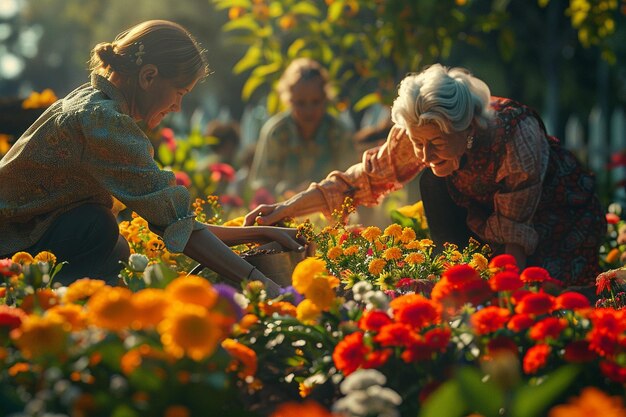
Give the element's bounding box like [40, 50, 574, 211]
[390, 64, 494, 133]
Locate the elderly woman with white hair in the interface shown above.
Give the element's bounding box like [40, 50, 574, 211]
[245, 64, 605, 292]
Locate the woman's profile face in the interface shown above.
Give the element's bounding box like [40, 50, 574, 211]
[136, 75, 199, 130]
[288, 77, 327, 133]
[407, 123, 468, 177]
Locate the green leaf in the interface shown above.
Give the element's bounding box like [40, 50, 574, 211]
[419, 379, 467, 417]
[287, 38, 307, 58]
[223, 15, 259, 32]
[511, 365, 581, 417]
[212, 0, 251, 10]
[457, 367, 505, 417]
[268, 2, 284, 17]
[251, 61, 283, 78]
[353, 92, 381, 112]
[242, 75, 266, 100]
[111, 404, 139, 417]
[233, 46, 262, 74]
[291, 2, 321, 17]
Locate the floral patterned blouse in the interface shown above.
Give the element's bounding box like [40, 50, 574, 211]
[308, 97, 605, 286]
[248, 111, 356, 196]
[0, 74, 203, 256]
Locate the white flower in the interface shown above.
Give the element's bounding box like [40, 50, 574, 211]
[340, 369, 387, 394]
[128, 253, 149, 272]
[364, 290, 389, 310]
[352, 281, 373, 301]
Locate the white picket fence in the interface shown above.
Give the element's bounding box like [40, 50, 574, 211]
[561, 106, 626, 203]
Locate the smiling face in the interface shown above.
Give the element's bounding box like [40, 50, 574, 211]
[407, 123, 468, 177]
[288, 77, 327, 133]
[135, 71, 199, 130]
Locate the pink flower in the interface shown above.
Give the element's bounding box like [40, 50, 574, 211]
[174, 171, 191, 188]
[161, 127, 176, 152]
[210, 162, 236, 183]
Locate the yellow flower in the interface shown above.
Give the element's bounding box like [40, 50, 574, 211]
[404, 252, 426, 265]
[222, 338, 257, 378]
[470, 253, 489, 271]
[296, 299, 321, 324]
[340, 270, 362, 290]
[158, 303, 223, 361]
[420, 239, 434, 247]
[405, 241, 423, 250]
[22, 89, 57, 109]
[449, 250, 463, 262]
[299, 382, 313, 398]
[11, 252, 34, 265]
[86, 287, 136, 331]
[33, 251, 56, 264]
[361, 226, 382, 242]
[368, 258, 387, 275]
[46, 304, 86, 331]
[376, 272, 396, 290]
[383, 224, 402, 240]
[382, 247, 402, 261]
[145, 237, 166, 258]
[327, 246, 343, 260]
[223, 216, 244, 227]
[10, 314, 68, 359]
[64, 279, 107, 304]
[400, 227, 416, 244]
[292, 258, 327, 294]
[304, 277, 336, 311]
[343, 245, 359, 256]
[165, 275, 218, 309]
[132, 288, 171, 329]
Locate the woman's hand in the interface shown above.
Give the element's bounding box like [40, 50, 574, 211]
[244, 203, 292, 226]
[245, 187, 326, 226]
[260, 226, 306, 252]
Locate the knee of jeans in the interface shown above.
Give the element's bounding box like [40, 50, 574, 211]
[85, 205, 120, 249]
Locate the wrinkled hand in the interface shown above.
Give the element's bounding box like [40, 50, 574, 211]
[244, 203, 291, 226]
[390, 125, 407, 140]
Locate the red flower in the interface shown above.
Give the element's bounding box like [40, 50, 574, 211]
[507, 313, 535, 332]
[528, 317, 567, 342]
[587, 309, 626, 358]
[442, 264, 479, 285]
[363, 348, 392, 369]
[485, 336, 518, 357]
[520, 267, 551, 284]
[0, 258, 19, 277]
[489, 270, 523, 292]
[510, 289, 532, 305]
[423, 327, 451, 352]
[0, 305, 27, 330]
[488, 254, 519, 272]
[358, 310, 392, 332]
[332, 332, 368, 376]
[599, 360, 626, 384]
[563, 340, 596, 363]
[514, 292, 555, 316]
[470, 306, 511, 335]
[391, 294, 440, 330]
[374, 322, 420, 347]
[249, 187, 275, 210]
[160, 127, 176, 152]
[174, 171, 191, 188]
[522, 344, 551, 374]
[219, 194, 244, 208]
[595, 269, 626, 295]
[400, 338, 433, 362]
[209, 162, 236, 183]
[606, 213, 621, 224]
[555, 292, 590, 310]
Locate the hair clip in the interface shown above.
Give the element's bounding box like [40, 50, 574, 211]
[134, 42, 145, 66]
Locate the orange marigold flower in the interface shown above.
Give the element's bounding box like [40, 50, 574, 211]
[86, 287, 136, 331]
[11, 252, 33, 265]
[374, 322, 420, 347]
[470, 306, 511, 335]
[343, 245, 360, 256]
[548, 386, 626, 417]
[238, 313, 260, 331]
[292, 258, 327, 294]
[529, 317, 568, 342]
[271, 400, 335, 417]
[489, 270, 523, 292]
[19, 289, 59, 314]
[132, 288, 171, 329]
[10, 314, 68, 359]
[165, 275, 217, 309]
[33, 251, 56, 264]
[563, 340, 596, 363]
[507, 313, 534, 332]
[383, 224, 402, 239]
[555, 292, 590, 310]
[442, 264, 480, 285]
[261, 300, 297, 317]
[164, 406, 189, 417]
[8, 362, 31, 377]
[523, 344, 551, 374]
[332, 331, 367, 375]
[158, 303, 224, 361]
[304, 277, 336, 311]
[400, 227, 416, 244]
[368, 258, 387, 275]
[361, 226, 382, 242]
[222, 338, 257, 378]
[0, 305, 27, 330]
[514, 292, 555, 316]
[469, 253, 489, 271]
[64, 278, 107, 304]
[382, 247, 402, 261]
[606, 248, 621, 264]
[404, 252, 426, 265]
[520, 266, 551, 283]
[327, 246, 343, 260]
[46, 304, 86, 331]
[358, 310, 392, 332]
